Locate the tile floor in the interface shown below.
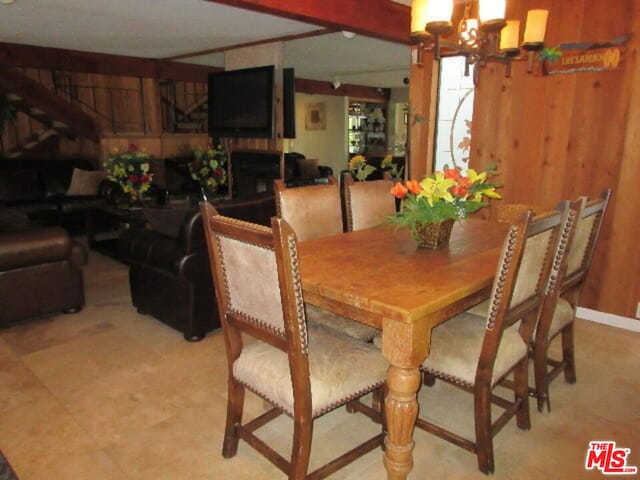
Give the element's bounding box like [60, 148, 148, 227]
[0, 249, 638, 479]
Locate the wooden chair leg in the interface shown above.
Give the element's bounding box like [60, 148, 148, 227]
[290, 416, 313, 480]
[533, 341, 550, 412]
[561, 322, 577, 384]
[222, 378, 245, 458]
[513, 358, 531, 429]
[474, 384, 494, 474]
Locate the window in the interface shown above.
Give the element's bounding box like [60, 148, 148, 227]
[433, 57, 475, 172]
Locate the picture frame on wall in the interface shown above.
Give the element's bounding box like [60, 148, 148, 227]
[305, 102, 326, 130]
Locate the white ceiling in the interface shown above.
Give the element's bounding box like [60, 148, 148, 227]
[0, 0, 412, 88]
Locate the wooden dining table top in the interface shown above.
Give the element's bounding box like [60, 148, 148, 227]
[297, 218, 510, 329]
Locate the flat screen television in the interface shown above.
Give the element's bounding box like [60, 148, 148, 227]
[208, 65, 275, 139]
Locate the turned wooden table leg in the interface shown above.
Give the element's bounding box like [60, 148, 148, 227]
[381, 318, 430, 480]
[383, 365, 422, 479]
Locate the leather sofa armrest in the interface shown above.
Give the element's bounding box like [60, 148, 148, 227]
[178, 210, 206, 255]
[0, 227, 72, 271]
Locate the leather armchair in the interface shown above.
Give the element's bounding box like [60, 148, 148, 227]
[0, 226, 86, 326]
[117, 193, 276, 341]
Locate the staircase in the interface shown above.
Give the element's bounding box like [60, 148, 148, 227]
[0, 67, 101, 157]
[160, 80, 208, 133]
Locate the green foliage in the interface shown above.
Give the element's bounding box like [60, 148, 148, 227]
[389, 196, 487, 227]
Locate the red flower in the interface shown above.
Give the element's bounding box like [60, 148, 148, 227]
[443, 167, 461, 180]
[390, 182, 408, 199]
[406, 179, 423, 195]
[213, 168, 224, 178]
[129, 174, 139, 184]
[140, 175, 151, 184]
[457, 177, 472, 189]
[450, 185, 468, 198]
[192, 160, 201, 169]
[129, 144, 138, 152]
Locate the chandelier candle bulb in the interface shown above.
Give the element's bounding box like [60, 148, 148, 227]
[499, 20, 520, 52]
[522, 9, 549, 47]
[479, 0, 506, 22]
[425, 0, 454, 34]
[410, 0, 429, 35]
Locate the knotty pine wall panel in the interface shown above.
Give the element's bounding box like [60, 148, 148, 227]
[470, 0, 639, 318]
[1, 66, 204, 157]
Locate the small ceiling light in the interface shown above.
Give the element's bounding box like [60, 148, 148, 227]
[1, 0, 17, 4]
[342, 31, 357, 39]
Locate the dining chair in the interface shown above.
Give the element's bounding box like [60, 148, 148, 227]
[417, 203, 569, 474]
[200, 202, 388, 480]
[343, 174, 396, 232]
[532, 189, 612, 411]
[493, 203, 548, 224]
[274, 176, 380, 343]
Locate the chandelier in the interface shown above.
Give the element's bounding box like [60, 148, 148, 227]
[411, 0, 549, 81]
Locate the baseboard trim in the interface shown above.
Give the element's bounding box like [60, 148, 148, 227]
[577, 307, 640, 332]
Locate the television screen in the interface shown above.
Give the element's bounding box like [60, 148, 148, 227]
[208, 65, 275, 139]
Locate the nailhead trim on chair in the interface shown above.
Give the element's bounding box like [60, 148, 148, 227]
[487, 225, 518, 331]
[287, 233, 309, 355]
[546, 209, 576, 296]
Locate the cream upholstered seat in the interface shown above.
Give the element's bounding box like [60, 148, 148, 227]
[423, 312, 527, 387]
[305, 304, 379, 342]
[274, 176, 380, 343]
[343, 174, 396, 232]
[200, 203, 387, 480]
[532, 189, 611, 411]
[417, 203, 571, 474]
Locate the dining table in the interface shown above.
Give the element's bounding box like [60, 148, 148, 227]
[297, 218, 510, 480]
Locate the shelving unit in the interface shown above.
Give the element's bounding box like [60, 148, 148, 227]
[348, 102, 387, 156]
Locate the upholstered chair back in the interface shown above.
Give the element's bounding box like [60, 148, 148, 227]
[565, 190, 611, 282]
[480, 205, 568, 362]
[343, 175, 395, 232]
[200, 202, 307, 349]
[274, 176, 343, 242]
[493, 203, 548, 224]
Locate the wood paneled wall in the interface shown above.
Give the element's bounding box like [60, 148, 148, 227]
[469, 0, 640, 318]
[1, 66, 206, 158]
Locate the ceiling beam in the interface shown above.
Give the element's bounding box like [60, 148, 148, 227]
[295, 78, 390, 101]
[207, 0, 411, 45]
[0, 42, 222, 82]
[163, 28, 334, 61]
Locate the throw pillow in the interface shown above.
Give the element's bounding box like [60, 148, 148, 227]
[65, 168, 107, 196]
[0, 206, 31, 233]
[143, 206, 194, 239]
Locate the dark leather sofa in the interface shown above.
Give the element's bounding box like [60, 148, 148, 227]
[117, 193, 276, 341]
[0, 207, 87, 326]
[0, 157, 109, 233]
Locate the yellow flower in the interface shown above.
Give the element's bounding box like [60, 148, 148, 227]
[418, 172, 455, 206]
[381, 154, 393, 169]
[466, 168, 487, 184]
[349, 155, 366, 171]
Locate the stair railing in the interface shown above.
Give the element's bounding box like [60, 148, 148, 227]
[53, 73, 147, 134]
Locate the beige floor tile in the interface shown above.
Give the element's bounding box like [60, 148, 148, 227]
[0, 357, 53, 414]
[0, 335, 14, 359]
[0, 309, 116, 356]
[20, 449, 130, 480]
[21, 327, 165, 399]
[0, 395, 97, 476]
